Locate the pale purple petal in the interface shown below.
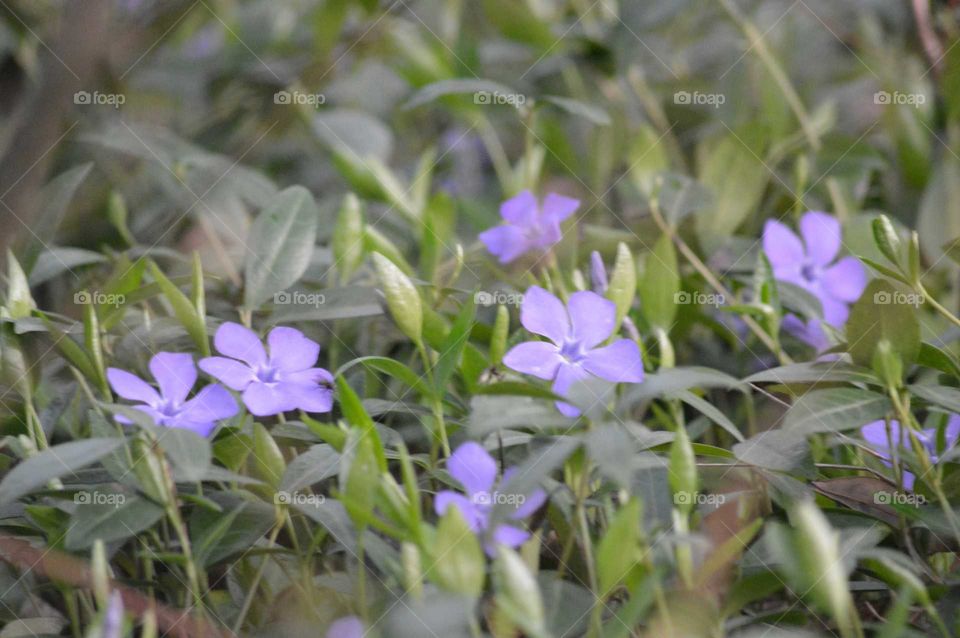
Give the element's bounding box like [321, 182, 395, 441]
[580, 339, 644, 383]
[447, 441, 497, 496]
[490, 524, 530, 548]
[283, 382, 333, 413]
[149, 352, 196, 404]
[283, 367, 334, 386]
[502, 341, 562, 380]
[166, 419, 217, 437]
[479, 225, 531, 264]
[327, 616, 365, 638]
[800, 211, 841, 266]
[116, 405, 163, 426]
[198, 356, 255, 391]
[590, 251, 608, 293]
[242, 382, 296, 416]
[107, 368, 160, 405]
[552, 364, 591, 417]
[178, 384, 238, 423]
[945, 415, 960, 448]
[499, 190, 538, 225]
[540, 193, 580, 224]
[822, 256, 867, 303]
[435, 491, 486, 531]
[531, 219, 563, 249]
[520, 286, 569, 344]
[267, 326, 320, 372]
[510, 488, 547, 519]
[762, 220, 804, 269]
[861, 419, 902, 451]
[213, 322, 266, 367]
[820, 295, 850, 328]
[782, 315, 830, 351]
[568, 290, 616, 349]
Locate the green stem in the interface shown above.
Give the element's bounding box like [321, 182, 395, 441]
[232, 524, 283, 633]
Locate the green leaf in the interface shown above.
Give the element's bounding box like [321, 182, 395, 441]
[783, 388, 890, 434]
[669, 426, 698, 514]
[339, 355, 430, 397]
[432, 506, 485, 596]
[66, 494, 164, 550]
[155, 427, 211, 483]
[335, 375, 387, 472]
[733, 430, 814, 475]
[332, 193, 365, 283]
[696, 132, 768, 240]
[845, 279, 920, 370]
[3, 250, 35, 320]
[244, 185, 320, 309]
[542, 96, 611, 126]
[744, 362, 876, 385]
[596, 498, 642, 598]
[433, 298, 475, 393]
[909, 384, 960, 414]
[372, 252, 423, 343]
[0, 439, 125, 504]
[148, 262, 209, 356]
[606, 242, 636, 328]
[493, 547, 548, 638]
[251, 422, 286, 489]
[638, 233, 679, 330]
[404, 78, 518, 110]
[280, 444, 341, 493]
[872, 214, 903, 269]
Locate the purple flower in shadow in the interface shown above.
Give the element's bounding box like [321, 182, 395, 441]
[435, 442, 547, 555]
[860, 416, 960, 489]
[503, 286, 644, 417]
[326, 616, 364, 638]
[763, 211, 867, 330]
[479, 190, 580, 264]
[107, 352, 237, 437]
[782, 314, 831, 352]
[199, 323, 334, 417]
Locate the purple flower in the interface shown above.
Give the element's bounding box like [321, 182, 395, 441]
[590, 250, 608, 293]
[502, 286, 644, 417]
[199, 323, 333, 417]
[763, 211, 867, 328]
[479, 190, 580, 264]
[326, 616, 364, 638]
[435, 442, 547, 554]
[107, 352, 238, 437]
[782, 314, 831, 352]
[860, 416, 960, 489]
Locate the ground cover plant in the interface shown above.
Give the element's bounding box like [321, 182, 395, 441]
[2, 1, 960, 636]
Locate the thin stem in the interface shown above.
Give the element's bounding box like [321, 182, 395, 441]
[232, 524, 283, 633]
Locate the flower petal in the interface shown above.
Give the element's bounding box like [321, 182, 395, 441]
[326, 616, 365, 638]
[822, 256, 867, 303]
[540, 193, 580, 224]
[502, 341, 562, 380]
[800, 211, 841, 266]
[179, 384, 238, 423]
[283, 382, 334, 413]
[568, 290, 616, 349]
[479, 225, 531, 264]
[819, 295, 850, 328]
[213, 322, 266, 367]
[510, 487, 547, 519]
[434, 491, 486, 532]
[267, 326, 320, 372]
[520, 286, 569, 344]
[580, 339, 644, 383]
[149, 352, 196, 405]
[762, 219, 804, 270]
[490, 524, 530, 549]
[198, 356, 255, 391]
[107, 368, 160, 405]
[242, 382, 296, 416]
[782, 315, 830, 352]
[499, 190, 538, 226]
[447, 441, 498, 497]
[552, 364, 591, 417]
[164, 419, 218, 438]
[283, 367, 334, 386]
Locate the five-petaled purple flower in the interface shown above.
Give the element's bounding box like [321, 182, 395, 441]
[503, 286, 644, 417]
[763, 211, 867, 347]
[199, 323, 334, 417]
[860, 417, 960, 490]
[435, 442, 547, 554]
[107, 352, 238, 437]
[479, 190, 580, 264]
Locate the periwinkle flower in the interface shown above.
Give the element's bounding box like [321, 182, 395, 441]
[590, 250, 608, 293]
[503, 286, 644, 417]
[199, 323, 333, 417]
[763, 211, 867, 330]
[435, 442, 547, 554]
[781, 314, 830, 352]
[107, 352, 238, 437]
[327, 616, 364, 638]
[479, 190, 580, 264]
[860, 417, 960, 489]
